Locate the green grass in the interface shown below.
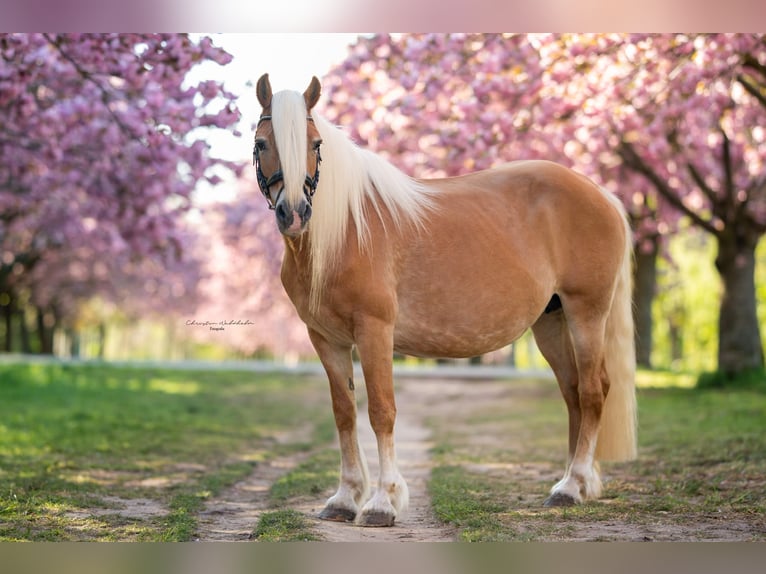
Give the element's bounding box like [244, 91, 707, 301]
[696, 367, 766, 390]
[0, 363, 335, 541]
[427, 372, 766, 541]
[246, 448, 340, 542]
[430, 466, 507, 541]
[269, 449, 339, 505]
[252, 509, 321, 541]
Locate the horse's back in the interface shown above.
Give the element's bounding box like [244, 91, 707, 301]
[424, 160, 613, 212]
[416, 160, 625, 273]
[439, 160, 624, 272]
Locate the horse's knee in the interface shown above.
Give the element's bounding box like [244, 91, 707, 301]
[332, 407, 356, 432]
[368, 404, 396, 435]
[329, 388, 357, 432]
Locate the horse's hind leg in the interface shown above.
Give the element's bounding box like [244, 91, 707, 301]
[309, 329, 370, 522]
[550, 294, 612, 505]
[532, 300, 606, 506]
[532, 308, 580, 467]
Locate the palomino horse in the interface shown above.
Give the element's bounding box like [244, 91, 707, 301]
[254, 74, 637, 527]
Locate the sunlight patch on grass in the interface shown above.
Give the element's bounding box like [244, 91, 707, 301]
[636, 369, 696, 389]
[146, 378, 201, 395]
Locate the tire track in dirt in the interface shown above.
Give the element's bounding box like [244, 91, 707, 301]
[195, 378, 457, 542]
[195, 454, 312, 541]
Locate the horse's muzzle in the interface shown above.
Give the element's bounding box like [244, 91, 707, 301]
[275, 195, 312, 237]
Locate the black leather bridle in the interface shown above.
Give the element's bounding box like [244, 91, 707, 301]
[253, 115, 322, 210]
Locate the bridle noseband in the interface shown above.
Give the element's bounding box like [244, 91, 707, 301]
[253, 115, 322, 210]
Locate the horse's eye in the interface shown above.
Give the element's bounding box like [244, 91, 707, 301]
[254, 140, 267, 152]
[313, 140, 322, 152]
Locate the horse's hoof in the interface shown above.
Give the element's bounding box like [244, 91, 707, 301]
[544, 492, 578, 507]
[318, 505, 356, 522]
[358, 510, 395, 527]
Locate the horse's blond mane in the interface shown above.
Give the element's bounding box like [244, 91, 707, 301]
[271, 90, 437, 311]
[271, 90, 309, 208]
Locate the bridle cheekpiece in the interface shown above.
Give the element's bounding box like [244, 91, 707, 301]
[253, 114, 321, 210]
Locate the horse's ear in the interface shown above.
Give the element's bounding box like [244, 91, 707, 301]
[256, 73, 272, 109]
[303, 76, 321, 111]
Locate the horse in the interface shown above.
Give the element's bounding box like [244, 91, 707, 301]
[253, 73, 637, 527]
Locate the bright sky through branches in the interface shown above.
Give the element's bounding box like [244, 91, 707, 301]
[192, 33, 359, 165]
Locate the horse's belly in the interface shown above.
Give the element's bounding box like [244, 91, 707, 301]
[393, 312, 530, 359]
[393, 255, 549, 358]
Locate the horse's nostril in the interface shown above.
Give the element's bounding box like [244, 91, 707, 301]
[275, 201, 289, 222]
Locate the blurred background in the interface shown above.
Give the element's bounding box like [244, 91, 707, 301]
[1, 33, 765, 379]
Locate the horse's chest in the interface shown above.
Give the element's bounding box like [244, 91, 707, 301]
[281, 277, 355, 346]
[303, 308, 354, 346]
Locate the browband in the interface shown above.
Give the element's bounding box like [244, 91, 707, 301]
[257, 114, 314, 127]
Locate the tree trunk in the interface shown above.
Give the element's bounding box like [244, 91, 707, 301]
[36, 307, 54, 355]
[2, 298, 12, 352]
[715, 233, 764, 375]
[19, 304, 31, 353]
[633, 239, 658, 368]
[97, 322, 106, 359]
[668, 318, 684, 365]
[69, 329, 81, 358]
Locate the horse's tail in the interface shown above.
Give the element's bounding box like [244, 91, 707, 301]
[595, 191, 638, 462]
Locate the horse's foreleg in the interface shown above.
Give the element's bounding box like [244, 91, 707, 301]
[309, 329, 370, 522]
[354, 317, 409, 527]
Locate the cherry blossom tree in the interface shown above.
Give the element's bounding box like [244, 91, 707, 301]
[0, 33, 240, 353]
[595, 34, 766, 375]
[190, 172, 314, 360]
[320, 33, 766, 375]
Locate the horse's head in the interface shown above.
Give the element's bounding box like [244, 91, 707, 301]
[254, 74, 323, 237]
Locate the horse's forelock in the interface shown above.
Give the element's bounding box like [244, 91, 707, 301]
[271, 90, 309, 206]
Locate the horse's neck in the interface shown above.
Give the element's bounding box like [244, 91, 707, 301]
[282, 234, 313, 279]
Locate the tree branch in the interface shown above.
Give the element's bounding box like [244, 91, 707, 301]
[742, 52, 766, 80]
[686, 162, 720, 209]
[744, 175, 766, 234]
[42, 33, 145, 145]
[736, 73, 766, 109]
[720, 127, 735, 205]
[617, 139, 720, 236]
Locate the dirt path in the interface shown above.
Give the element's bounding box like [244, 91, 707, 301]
[195, 452, 308, 541]
[196, 378, 457, 542]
